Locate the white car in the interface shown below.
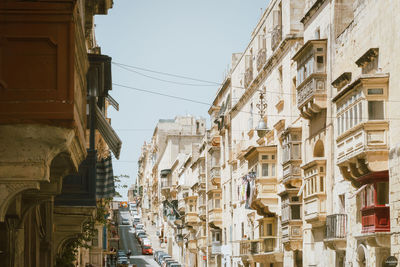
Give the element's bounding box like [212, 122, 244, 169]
[141, 237, 151, 247]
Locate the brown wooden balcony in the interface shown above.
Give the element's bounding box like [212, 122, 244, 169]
[199, 205, 207, 221]
[324, 214, 347, 250]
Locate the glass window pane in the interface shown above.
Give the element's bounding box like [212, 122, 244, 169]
[377, 182, 389, 205]
[368, 101, 384, 120]
[271, 164, 276, 176]
[359, 102, 363, 122]
[262, 163, 269, 177]
[291, 205, 301, 220]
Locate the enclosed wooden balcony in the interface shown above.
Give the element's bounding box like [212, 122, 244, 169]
[185, 212, 199, 226]
[281, 128, 302, 187]
[244, 146, 279, 216]
[211, 241, 222, 255]
[198, 236, 207, 251]
[161, 177, 173, 197]
[188, 239, 197, 253]
[280, 190, 302, 251]
[333, 74, 389, 183]
[302, 159, 327, 226]
[210, 166, 221, 186]
[293, 40, 327, 119]
[324, 214, 347, 250]
[208, 208, 222, 228]
[239, 238, 283, 263]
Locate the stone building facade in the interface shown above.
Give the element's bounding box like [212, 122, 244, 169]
[0, 1, 121, 266]
[137, 1, 400, 267]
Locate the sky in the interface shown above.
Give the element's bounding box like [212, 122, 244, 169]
[94, 0, 269, 200]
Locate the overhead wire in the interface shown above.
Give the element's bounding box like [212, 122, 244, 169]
[112, 82, 400, 120]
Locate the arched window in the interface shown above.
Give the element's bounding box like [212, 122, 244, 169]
[313, 140, 325, 157]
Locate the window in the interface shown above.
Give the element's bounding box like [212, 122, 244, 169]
[377, 182, 389, 206]
[368, 101, 384, 120]
[291, 205, 301, 220]
[215, 199, 220, 209]
[262, 163, 269, 176]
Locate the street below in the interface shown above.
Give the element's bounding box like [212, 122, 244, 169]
[119, 225, 159, 267]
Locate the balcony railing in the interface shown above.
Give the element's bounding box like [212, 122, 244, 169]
[210, 166, 221, 186]
[282, 163, 301, 184]
[271, 25, 282, 50]
[161, 178, 172, 188]
[244, 68, 253, 89]
[336, 121, 389, 167]
[326, 214, 347, 239]
[297, 73, 327, 110]
[211, 241, 222, 254]
[239, 238, 276, 255]
[186, 212, 198, 225]
[256, 49, 266, 71]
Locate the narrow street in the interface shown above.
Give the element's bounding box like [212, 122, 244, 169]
[119, 224, 159, 267]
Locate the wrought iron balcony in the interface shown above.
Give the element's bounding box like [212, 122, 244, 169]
[271, 25, 282, 50]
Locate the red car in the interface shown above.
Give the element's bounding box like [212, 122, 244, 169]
[142, 245, 153, 255]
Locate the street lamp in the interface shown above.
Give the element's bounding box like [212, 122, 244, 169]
[256, 90, 270, 138]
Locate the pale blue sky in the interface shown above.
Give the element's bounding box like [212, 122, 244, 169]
[95, 0, 269, 199]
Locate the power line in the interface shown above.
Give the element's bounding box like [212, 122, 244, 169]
[114, 64, 217, 87]
[112, 83, 210, 106]
[112, 62, 221, 85]
[113, 82, 400, 120]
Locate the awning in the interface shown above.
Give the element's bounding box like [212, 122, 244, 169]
[348, 184, 368, 199]
[96, 156, 116, 199]
[95, 106, 122, 159]
[297, 182, 305, 196]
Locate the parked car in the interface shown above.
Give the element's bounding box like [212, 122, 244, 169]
[156, 252, 167, 264]
[137, 232, 148, 243]
[117, 250, 126, 258]
[166, 262, 180, 267]
[169, 264, 182, 267]
[135, 223, 145, 231]
[141, 237, 151, 247]
[158, 254, 171, 265]
[162, 258, 175, 267]
[142, 244, 153, 255]
[116, 256, 128, 267]
[133, 217, 141, 227]
[135, 229, 144, 238]
[154, 250, 165, 261]
[121, 218, 130, 225]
